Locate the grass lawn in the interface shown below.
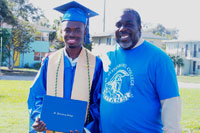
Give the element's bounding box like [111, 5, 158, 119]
[0, 80, 200, 132]
[180, 88, 200, 132]
[177, 75, 200, 84]
[0, 80, 32, 133]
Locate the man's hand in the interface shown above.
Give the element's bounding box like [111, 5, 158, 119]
[41, 52, 53, 64]
[32, 117, 47, 132]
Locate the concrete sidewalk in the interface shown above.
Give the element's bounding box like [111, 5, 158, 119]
[0, 75, 200, 89]
[0, 75, 35, 81]
[178, 82, 200, 89]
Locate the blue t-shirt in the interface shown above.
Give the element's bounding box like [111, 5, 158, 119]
[100, 41, 179, 133]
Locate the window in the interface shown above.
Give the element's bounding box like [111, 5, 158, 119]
[193, 61, 196, 74]
[194, 44, 197, 57]
[98, 38, 101, 45]
[199, 44, 200, 52]
[34, 52, 47, 61]
[35, 32, 42, 41]
[35, 32, 49, 41]
[107, 37, 111, 45]
[185, 44, 188, 57]
[34, 52, 40, 61]
[181, 48, 184, 52]
[41, 32, 49, 41]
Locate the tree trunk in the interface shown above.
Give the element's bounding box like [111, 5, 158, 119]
[177, 66, 180, 76]
[8, 46, 12, 70]
[13, 50, 19, 67]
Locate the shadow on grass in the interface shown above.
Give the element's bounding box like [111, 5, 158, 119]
[1, 69, 38, 76]
[0, 95, 7, 99]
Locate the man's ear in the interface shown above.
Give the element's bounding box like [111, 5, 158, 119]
[138, 25, 142, 31]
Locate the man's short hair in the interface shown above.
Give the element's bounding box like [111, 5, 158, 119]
[123, 8, 141, 26]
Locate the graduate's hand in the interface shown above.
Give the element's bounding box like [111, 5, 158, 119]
[32, 117, 47, 132]
[69, 130, 79, 133]
[69, 130, 86, 133]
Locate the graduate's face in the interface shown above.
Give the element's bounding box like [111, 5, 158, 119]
[115, 12, 141, 49]
[62, 21, 85, 49]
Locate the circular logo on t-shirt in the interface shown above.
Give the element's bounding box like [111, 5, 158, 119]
[103, 64, 134, 103]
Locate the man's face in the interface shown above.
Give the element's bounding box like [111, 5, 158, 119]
[62, 21, 85, 49]
[115, 12, 141, 50]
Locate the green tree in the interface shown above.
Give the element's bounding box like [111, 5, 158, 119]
[53, 38, 65, 50]
[9, 21, 35, 69]
[83, 43, 92, 51]
[0, 0, 16, 25]
[168, 55, 184, 75]
[52, 17, 62, 30]
[37, 17, 51, 28]
[49, 31, 57, 45]
[1, 0, 45, 69]
[8, 0, 44, 22]
[168, 55, 176, 66]
[0, 28, 12, 66]
[148, 24, 179, 39]
[51, 17, 64, 50]
[175, 56, 184, 75]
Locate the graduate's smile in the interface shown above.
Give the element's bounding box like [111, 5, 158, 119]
[66, 37, 79, 45]
[65, 36, 82, 48]
[67, 38, 76, 44]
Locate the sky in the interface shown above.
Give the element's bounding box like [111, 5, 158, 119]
[29, 0, 200, 40]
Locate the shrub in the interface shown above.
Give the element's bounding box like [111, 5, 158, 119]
[33, 62, 41, 70]
[24, 63, 30, 68]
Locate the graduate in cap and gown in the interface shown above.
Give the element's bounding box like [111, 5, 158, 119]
[27, 1, 102, 133]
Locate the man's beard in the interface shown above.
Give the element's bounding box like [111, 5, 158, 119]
[116, 31, 141, 49]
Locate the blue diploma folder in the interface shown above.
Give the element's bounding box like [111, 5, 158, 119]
[40, 95, 88, 133]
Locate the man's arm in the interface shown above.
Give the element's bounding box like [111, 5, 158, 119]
[150, 52, 182, 132]
[161, 96, 182, 133]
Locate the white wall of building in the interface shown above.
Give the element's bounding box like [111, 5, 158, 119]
[165, 40, 200, 75]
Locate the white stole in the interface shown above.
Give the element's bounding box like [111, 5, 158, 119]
[46, 48, 96, 133]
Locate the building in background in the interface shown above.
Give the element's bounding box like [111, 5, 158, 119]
[2, 23, 54, 68]
[91, 31, 166, 56]
[18, 25, 54, 68]
[92, 31, 166, 48]
[164, 40, 200, 75]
